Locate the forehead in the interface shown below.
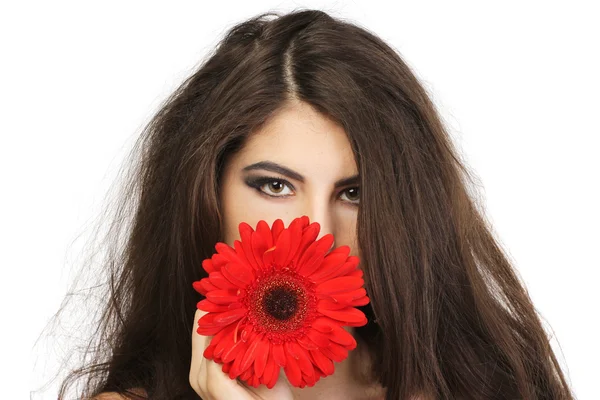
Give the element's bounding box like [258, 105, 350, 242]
[234, 102, 357, 175]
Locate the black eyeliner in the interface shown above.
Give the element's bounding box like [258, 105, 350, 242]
[243, 174, 360, 205]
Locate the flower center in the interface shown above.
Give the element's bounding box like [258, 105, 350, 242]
[263, 286, 298, 320]
[243, 268, 317, 340]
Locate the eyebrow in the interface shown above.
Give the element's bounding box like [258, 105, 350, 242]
[242, 161, 360, 189]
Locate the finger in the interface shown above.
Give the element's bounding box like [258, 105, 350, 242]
[190, 308, 210, 397]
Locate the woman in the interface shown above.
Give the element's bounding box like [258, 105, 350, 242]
[58, 9, 574, 400]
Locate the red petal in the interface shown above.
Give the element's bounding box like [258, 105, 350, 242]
[192, 279, 209, 295]
[256, 220, 273, 249]
[297, 335, 319, 350]
[328, 325, 357, 348]
[240, 323, 253, 342]
[283, 217, 306, 266]
[213, 308, 247, 326]
[228, 349, 246, 379]
[240, 332, 264, 373]
[262, 245, 276, 268]
[271, 218, 285, 244]
[222, 362, 232, 373]
[306, 329, 331, 348]
[208, 271, 237, 290]
[302, 369, 317, 387]
[272, 342, 286, 367]
[264, 354, 280, 389]
[197, 313, 223, 336]
[253, 337, 270, 378]
[311, 317, 336, 333]
[196, 299, 230, 313]
[309, 246, 350, 278]
[348, 266, 363, 278]
[202, 259, 215, 274]
[328, 288, 367, 304]
[211, 253, 229, 270]
[272, 228, 291, 267]
[221, 262, 254, 288]
[317, 306, 366, 324]
[317, 298, 347, 311]
[285, 342, 314, 376]
[315, 276, 364, 295]
[251, 230, 268, 269]
[350, 296, 370, 307]
[213, 334, 234, 360]
[239, 222, 260, 271]
[321, 342, 348, 362]
[309, 349, 335, 375]
[312, 256, 360, 284]
[288, 222, 318, 263]
[205, 289, 239, 305]
[215, 242, 248, 267]
[203, 344, 215, 359]
[221, 339, 245, 363]
[283, 355, 302, 387]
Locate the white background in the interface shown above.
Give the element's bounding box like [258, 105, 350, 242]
[1, 1, 597, 399]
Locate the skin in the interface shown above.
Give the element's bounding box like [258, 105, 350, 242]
[188, 99, 385, 399]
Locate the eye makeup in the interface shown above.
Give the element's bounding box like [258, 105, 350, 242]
[243, 175, 360, 206]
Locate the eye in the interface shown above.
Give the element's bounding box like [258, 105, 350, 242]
[340, 187, 360, 205]
[245, 176, 294, 197]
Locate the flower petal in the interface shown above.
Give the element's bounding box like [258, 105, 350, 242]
[202, 259, 215, 274]
[312, 256, 360, 284]
[264, 354, 280, 389]
[283, 217, 307, 266]
[309, 245, 350, 279]
[271, 218, 285, 244]
[213, 307, 247, 326]
[285, 341, 314, 377]
[315, 276, 364, 295]
[309, 349, 335, 376]
[215, 242, 248, 266]
[317, 306, 367, 324]
[253, 337, 270, 378]
[221, 262, 254, 288]
[239, 222, 260, 271]
[311, 317, 336, 333]
[240, 332, 265, 373]
[251, 230, 268, 270]
[328, 288, 367, 304]
[221, 339, 246, 363]
[328, 325, 357, 348]
[256, 220, 273, 249]
[321, 342, 348, 362]
[306, 328, 331, 348]
[283, 353, 302, 386]
[196, 299, 230, 313]
[192, 278, 216, 295]
[208, 271, 237, 290]
[272, 228, 291, 267]
[317, 298, 347, 311]
[272, 342, 286, 367]
[205, 289, 239, 305]
[297, 335, 319, 350]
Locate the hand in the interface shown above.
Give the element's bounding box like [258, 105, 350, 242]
[189, 309, 295, 400]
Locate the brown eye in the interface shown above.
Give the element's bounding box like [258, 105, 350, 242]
[267, 181, 285, 193]
[341, 187, 360, 203]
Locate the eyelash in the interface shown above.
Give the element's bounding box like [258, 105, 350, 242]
[245, 176, 360, 206]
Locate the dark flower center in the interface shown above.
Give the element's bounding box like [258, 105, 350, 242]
[263, 286, 298, 320]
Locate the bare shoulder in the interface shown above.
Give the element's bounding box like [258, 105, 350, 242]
[92, 388, 147, 399]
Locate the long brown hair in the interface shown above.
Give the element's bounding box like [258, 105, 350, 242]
[53, 9, 574, 399]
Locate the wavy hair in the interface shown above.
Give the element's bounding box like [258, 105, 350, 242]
[53, 9, 574, 400]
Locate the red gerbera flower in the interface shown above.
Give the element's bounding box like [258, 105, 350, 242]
[192, 215, 370, 389]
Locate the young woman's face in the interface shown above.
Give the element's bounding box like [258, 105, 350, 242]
[219, 99, 360, 260]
